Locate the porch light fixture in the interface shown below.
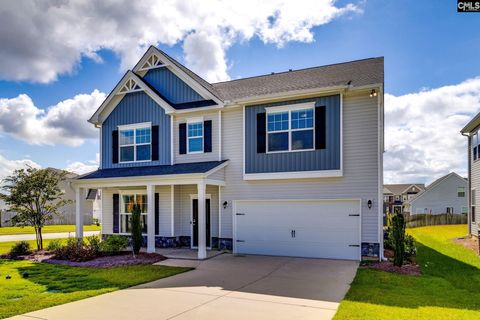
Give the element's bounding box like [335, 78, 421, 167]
[367, 200, 373, 209]
[369, 89, 377, 97]
[223, 201, 228, 209]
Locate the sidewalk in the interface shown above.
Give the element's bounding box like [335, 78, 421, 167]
[0, 231, 100, 242]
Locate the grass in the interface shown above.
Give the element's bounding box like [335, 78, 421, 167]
[334, 225, 480, 320]
[0, 238, 68, 255]
[0, 259, 190, 319]
[0, 225, 100, 235]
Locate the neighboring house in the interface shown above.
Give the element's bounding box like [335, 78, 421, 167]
[406, 173, 468, 215]
[72, 46, 384, 260]
[461, 114, 480, 237]
[383, 184, 425, 214]
[0, 168, 94, 226]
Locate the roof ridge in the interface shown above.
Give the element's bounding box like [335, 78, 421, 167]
[211, 57, 384, 85]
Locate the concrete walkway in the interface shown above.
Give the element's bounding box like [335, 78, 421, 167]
[9, 254, 358, 320]
[0, 231, 100, 242]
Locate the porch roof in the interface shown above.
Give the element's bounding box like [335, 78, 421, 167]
[78, 160, 228, 180]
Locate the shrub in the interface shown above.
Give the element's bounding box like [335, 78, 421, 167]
[404, 234, 417, 258]
[54, 237, 96, 262]
[46, 239, 63, 252]
[10, 241, 31, 257]
[100, 235, 128, 255]
[392, 214, 406, 267]
[131, 204, 142, 255]
[85, 235, 101, 256]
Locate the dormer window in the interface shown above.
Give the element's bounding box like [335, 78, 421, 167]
[119, 123, 151, 163]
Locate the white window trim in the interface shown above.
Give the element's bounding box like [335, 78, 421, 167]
[265, 102, 316, 154]
[187, 117, 204, 154]
[118, 122, 152, 163]
[458, 187, 466, 198]
[119, 190, 148, 235]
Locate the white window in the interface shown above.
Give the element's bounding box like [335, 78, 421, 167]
[119, 123, 151, 162]
[462, 206, 468, 214]
[120, 193, 148, 234]
[188, 121, 204, 153]
[266, 103, 315, 153]
[457, 187, 465, 197]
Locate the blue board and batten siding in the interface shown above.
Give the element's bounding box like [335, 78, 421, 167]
[245, 95, 341, 174]
[143, 68, 203, 104]
[101, 92, 171, 169]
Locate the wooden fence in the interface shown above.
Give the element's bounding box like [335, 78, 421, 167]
[405, 213, 468, 228]
[0, 210, 92, 227]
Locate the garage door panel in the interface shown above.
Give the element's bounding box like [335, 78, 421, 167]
[235, 200, 361, 260]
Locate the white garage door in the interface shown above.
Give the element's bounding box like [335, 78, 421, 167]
[234, 200, 361, 260]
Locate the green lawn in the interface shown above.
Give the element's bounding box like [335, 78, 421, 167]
[0, 238, 68, 255]
[334, 225, 480, 320]
[0, 225, 100, 235]
[0, 259, 190, 319]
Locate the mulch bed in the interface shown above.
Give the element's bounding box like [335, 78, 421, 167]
[44, 252, 166, 268]
[365, 260, 421, 275]
[453, 236, 479, 253]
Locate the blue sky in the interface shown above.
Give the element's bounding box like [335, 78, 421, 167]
[0, 0, 479, 183]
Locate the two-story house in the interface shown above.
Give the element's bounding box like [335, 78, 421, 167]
[383, 183, 425, 215]
[73, 46, 384, 260]
[461, 113, 480, 237]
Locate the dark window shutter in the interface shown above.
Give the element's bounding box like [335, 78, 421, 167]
[179, 123, 187, 154]
[256, 112, 266, 153]
[112, 130, 119, 164]
[315, 106, 326, 150]
[155, 193, 159, 235]
[152, 125, 159, 161]
[204, 120, 212, 153]
[113, 194, 119, 233]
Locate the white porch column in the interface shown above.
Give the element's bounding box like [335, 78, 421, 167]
[147, 184, 155, 253]
[75, 187, 84, 239]
[197, 182, 207, 259]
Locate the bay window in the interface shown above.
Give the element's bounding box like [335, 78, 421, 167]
[266, 103, 315, 153]
[119, 123, 151, 162]
[120, 193, 148, 233]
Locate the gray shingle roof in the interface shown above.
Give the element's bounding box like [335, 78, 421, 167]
[211, 57, 384, 102]
[384, 184, 425, 195]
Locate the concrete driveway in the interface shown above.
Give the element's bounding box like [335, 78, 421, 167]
[10, 254, 358, 320]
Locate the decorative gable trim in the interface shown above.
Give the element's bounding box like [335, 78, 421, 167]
[133, 46, 224, 106]
[138, 53, 166, 71]
[89, 71, 176, 125]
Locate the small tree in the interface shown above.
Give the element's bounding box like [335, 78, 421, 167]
[0, 167, 70, 250]
[392, 213, 406, 267]
[130, 204, 143, 256]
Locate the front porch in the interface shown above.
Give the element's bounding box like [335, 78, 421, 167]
[72, 161, 230, 260]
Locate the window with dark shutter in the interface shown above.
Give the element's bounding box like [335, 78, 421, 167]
[315, 106, 326, 150]
[179, 123, 187, 154]
[204, 120, 212, 153]
[152, 125, 159, 161]
[256, 112, 266, 153]
[112, 130, 119, 164]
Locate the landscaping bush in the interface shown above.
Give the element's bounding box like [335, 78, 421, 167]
[392, 213, 406, 266]
[131, 204, 142, 255]
[9, 241, 31, 257]
[100, 235, 128, 255]
[404, 234, 417, 259]
[85, 235, 101, 256]
[54, 237, 97, 262]
[46, 239, 63, 252]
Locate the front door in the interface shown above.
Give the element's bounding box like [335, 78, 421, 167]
[192, 198, 211, 247]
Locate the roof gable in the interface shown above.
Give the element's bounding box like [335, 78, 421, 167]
[89, 71, 175, 125]
[408, 172, 468, 204]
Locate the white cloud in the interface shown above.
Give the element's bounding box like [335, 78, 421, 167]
[0, 0, 359, 83]
[65, 153, 99, 175]
[0, 90, 105, 146]
[0, 153, 41, 181]
[384, 77, 480, 184]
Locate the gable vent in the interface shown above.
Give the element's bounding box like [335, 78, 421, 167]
[139, 53, 165, 71]
[118, 78, 143, 95]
